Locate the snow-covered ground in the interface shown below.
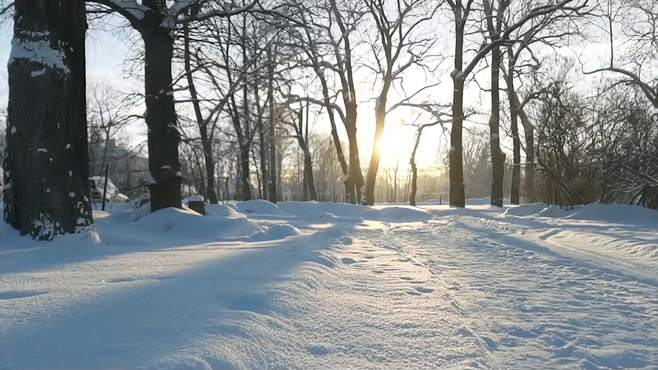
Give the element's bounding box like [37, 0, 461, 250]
[1, 201, 656, 369]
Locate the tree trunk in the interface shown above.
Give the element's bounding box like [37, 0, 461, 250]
[503, 65, 535, 203]
[239, 143, 252, 201]
[258, 118, 268, 201]
[316, 69, 349, 197]
[409, 127, 424, 207]
[365, 93, 387, 205]
[4, 0, 93, 240]
[254, 76, 268, 201]
[519, 104, 535, 202]
[183, 23, 219, 204]
[300, 142, 317, 201]
[449, 17, 466, 208]
[489, 46, 505, 207]
[450, 75, 466, 208]
[345, 101, 364, 204]
[295, 109, 317, 201]
[267, 46, 278, 203]
[141, 16, 181, 211]
[183, 21, 218, 204]
[505, 53, 521, 205]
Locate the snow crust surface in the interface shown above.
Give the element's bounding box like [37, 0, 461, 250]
[0, 201, 656, 369]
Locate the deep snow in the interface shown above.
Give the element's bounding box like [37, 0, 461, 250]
[0, 201, 656, 369]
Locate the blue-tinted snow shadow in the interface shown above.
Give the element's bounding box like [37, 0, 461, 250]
[0, 221, 360, 370]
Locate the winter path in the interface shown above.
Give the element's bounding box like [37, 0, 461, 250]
[0, 201, 656, 369]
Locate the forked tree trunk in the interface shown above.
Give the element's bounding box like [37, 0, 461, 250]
[141, 15, 181, 211]
[315, 65, 349, 198]
[489, 45, 505, 207]
[4, 0, 93, 240]
[503, 67, 535, 203]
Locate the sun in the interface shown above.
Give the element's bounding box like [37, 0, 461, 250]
[375, 122, 440, 172]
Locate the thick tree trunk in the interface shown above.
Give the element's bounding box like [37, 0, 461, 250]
[449, 17, 466, 208]
[4, 0, 93, 240]
[300, 143, 317, 201]
[489, 46, 505, 207]
[239, 143, 252, 201]
[202, 142, 218, 203]
[450, 75, 466, 208]
[345, 102, 364, 204]
[295, 109, 317, 201]
[142, 17, 181, 211]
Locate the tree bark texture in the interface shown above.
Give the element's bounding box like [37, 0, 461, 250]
[4, 0, 93, 239]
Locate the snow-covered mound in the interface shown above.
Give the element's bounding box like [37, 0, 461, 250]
[132, 207, 262, 241]
[504, 202, 658, 225]
[374, 206, 433, 222]
[565, 202, 658, 225]
[251, 223, 301, 241]
[232, 199, 285, 215]
[278, 201, 366, 219]
[503, 203, 550, 217]
[278, 201, 431, 223]
[501, 202, 658, 279]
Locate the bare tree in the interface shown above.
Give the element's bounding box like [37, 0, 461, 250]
[326, 0, 367, 203]
[87, 82, 136, 177]
[445, 0, 588, 207]
[88, 0, 257, 211]
[586, 0, 657, 108]
[362, 0, 441, 205]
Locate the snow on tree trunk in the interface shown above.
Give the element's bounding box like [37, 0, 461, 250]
[449, 16, 466, 208]
[4, 0, 93, 240]
[141, 14, 182, 211]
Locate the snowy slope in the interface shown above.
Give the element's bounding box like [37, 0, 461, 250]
[0, 201, 656, 369]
